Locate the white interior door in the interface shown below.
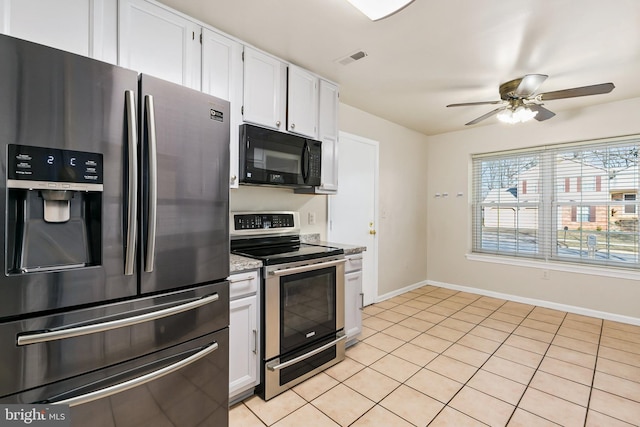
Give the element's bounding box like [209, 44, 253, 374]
[328, 132, 379, 306]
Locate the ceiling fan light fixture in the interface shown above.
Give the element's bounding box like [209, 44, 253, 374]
[497, 105, 538, 124]
[346, 0, 415, 21]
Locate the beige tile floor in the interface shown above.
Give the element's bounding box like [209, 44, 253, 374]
[230, 285, 640, 426]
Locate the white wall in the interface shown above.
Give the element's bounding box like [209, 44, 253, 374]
[426, 97, 640, 320]
[339, 103, 429, 298]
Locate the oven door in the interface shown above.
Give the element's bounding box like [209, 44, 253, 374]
[264, 257, 345, 360]
[262, 257, 346, 400]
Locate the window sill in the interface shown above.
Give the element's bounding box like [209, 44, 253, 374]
[465, 253, 640, 281]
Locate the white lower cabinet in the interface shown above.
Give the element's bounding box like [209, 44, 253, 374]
[228, 271, 260, 402]
[344, 255, 363, 346]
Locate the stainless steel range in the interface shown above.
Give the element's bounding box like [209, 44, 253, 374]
[230, 212, 346, 400]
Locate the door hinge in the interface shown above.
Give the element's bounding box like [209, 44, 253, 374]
[200, 33, 202, 44]
[242, 51, 244, 61]
[192, 31, 195, 40]
[241, 106, 244, 115]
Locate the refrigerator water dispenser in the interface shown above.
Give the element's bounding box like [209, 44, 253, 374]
[5, 144, 104, 273]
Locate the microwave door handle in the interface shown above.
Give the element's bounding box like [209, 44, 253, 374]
[124, 90, 138, 276]
[144, 95, 158, 273]
[302, 141, 310, 183]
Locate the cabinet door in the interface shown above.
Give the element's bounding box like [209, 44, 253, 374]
[118, 0, 201, 89]
[287, 65, 318, 138]
[344, 270, 363, 345]
[202, 28, 243, 188]
[0, 0, 116, 62]
[318, 79, 340, 191]
[242, 46, 287, 131]
[229, 295, 258, 398]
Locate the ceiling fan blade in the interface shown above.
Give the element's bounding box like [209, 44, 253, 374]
[465, 107, 505, 126]
[538, 82, 615, 101]
[528, 104, 556, 121]
[446, 100, 502, 107]
[514, 74, 548, 97]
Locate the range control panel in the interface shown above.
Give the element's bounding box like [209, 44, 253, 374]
[8, 144, 103, 184]
[233, 213, 296, 231]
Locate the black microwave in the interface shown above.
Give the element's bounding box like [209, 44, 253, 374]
[239, 124, 322, 187]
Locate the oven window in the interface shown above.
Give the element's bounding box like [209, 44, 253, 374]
[280, 266, 336, 355]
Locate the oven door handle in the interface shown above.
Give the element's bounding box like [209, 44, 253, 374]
[266, 332, 346, 372]
[269, 258, 346, 277]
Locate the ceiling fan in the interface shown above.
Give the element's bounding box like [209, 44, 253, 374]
[446, 74, 615, 125]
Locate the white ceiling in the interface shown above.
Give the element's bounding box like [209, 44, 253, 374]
[158, 0, 640, 136]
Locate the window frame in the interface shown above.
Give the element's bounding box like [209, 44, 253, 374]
[472, 135, 640, 270]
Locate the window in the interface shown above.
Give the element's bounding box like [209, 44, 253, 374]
[624, 193, 636, 214]
[472, 137, 640, 268]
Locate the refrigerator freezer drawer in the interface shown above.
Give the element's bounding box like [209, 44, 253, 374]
[0, 281, 229, 398]
[2, 329, 229, 427]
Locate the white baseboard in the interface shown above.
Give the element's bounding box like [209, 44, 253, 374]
[375, 280, 430, 303]
[375, 279, 640, 326]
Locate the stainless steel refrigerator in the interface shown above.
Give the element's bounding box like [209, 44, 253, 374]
[0, 34, 230, 426]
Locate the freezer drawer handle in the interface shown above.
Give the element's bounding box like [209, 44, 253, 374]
[269, 258, 346, 277]
[52, 342, 218, 407]
[124, 90, 138, 276]
[17, 293, 219, 346]
[266, 332, 346, 372]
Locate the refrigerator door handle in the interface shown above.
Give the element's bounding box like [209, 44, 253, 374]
[51, 342, 219, 407]
[124, 90, 138, 276]
[144, 94, 158, 273]
[17, 293, 219, 346]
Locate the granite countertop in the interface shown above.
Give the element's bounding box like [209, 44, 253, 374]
[301, 234, 367, 255]
[230, 254, 262, 273]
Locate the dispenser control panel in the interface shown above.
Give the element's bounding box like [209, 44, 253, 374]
[8, 144, 103, 185]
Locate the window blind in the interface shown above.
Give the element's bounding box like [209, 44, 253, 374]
[472, 136, 640, 268]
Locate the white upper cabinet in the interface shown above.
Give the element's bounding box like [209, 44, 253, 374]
[287, 65, 318, 139]
[118, 0, 201, 90]
[242, 46, 287, 131]
[201, 28, 243, 188]
[318, 79, 340, 192]
[0, 0, 117, 63]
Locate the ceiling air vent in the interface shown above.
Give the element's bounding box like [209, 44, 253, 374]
[336, 50, 368, 66]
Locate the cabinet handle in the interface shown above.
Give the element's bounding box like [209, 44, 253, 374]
[252, 329, 257, 354]
[349, 256, 364, 262]
[359, 293, 364, 310]
[290, 123, 296, 130]
[276, 120, 281, 127]
[230, 175, 237, 184]
[229, 275, 255, 284]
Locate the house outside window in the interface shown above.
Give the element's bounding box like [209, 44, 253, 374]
[472, 137, 640, 268]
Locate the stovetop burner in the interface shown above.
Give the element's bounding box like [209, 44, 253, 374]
[229, 211, 344, 265]
[233, 242, 343, 266]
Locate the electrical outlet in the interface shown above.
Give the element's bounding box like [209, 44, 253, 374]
[308, 212, 316, 225]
